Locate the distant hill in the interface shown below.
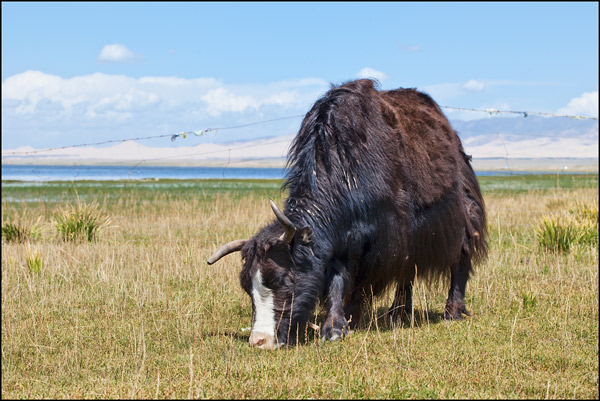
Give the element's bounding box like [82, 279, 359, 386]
[2, 116, 598, 172]
[450, 116, 598, 162]
[452, 115, 598, 140]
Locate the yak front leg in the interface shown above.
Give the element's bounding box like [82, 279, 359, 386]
[322, 273, 351, 342]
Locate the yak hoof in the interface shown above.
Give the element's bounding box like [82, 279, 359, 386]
[321, 326, 350, 342]
[443, 305, 471, 320]
[443, 311, 463, 321]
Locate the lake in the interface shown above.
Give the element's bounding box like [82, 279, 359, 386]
[1, 164, 594, 182]
[1, 164, 287, 181]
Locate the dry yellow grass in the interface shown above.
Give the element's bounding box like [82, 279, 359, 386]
[1, 177, 598, 398]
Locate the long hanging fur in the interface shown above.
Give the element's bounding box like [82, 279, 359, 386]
[283, 79, 486, 290]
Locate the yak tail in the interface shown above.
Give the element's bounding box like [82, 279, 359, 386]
[461, 150, 488, 265]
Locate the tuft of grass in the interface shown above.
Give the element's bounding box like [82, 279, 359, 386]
[1, 218, 42, 243]
[536, 200, 599, 252]
[570, 201, 599, 246]
[54, 202, 111, 242]
[25, 250, 43, 274]
[522, 292, 537, 309]
[536, 217, 581, 253]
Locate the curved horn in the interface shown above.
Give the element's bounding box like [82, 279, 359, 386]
[207, 239, 247, 265]
[269, 199, 296, 243]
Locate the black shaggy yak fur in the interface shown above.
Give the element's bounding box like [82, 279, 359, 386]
[236, 79, 487, 345]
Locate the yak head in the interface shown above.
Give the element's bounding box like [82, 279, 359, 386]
[207, 199, 318, 349]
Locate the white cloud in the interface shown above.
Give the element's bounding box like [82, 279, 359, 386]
[1, 70, 329, 148]
[201, 87, 259, 116]
[2, 71, 140, 118]
[355, 67, 388, 82]
[1, 71, 327, 119]
[462, 80, 485, 92]
[557, 91, 598, 118]
[97, 44, 135, 63]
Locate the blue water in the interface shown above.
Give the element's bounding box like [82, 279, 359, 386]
[1, 164, 593, 182]
[1, 164, 287, 181]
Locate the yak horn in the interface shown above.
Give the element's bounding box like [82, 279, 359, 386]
[207, 239, 247, 265]
[269, 199, 296, 244]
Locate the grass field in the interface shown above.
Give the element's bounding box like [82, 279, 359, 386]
[2, 174, 598, 399]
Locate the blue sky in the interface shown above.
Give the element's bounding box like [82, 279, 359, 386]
[2, 2, 598, 150]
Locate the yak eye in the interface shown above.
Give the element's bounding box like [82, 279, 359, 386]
[261, 268, 286, 290]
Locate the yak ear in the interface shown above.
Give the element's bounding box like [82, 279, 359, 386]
[298, 226, 313, 244]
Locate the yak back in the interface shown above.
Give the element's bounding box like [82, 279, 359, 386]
[286, 79, 462, 208]
[379, 86, 463, 206]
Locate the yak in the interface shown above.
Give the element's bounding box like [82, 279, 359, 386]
[208, 79, 487, 349]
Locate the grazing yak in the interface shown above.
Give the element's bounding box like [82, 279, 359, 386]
[208, 79, 487, 349]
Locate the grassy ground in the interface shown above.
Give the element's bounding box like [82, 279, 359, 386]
[2, 174, 598, 399]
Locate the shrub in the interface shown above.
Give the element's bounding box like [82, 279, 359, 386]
[55, 202, 111, 242]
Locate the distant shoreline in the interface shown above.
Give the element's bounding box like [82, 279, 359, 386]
[2, 157, 598, 172]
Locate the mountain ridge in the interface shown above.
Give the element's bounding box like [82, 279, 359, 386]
[2, 117, 597, 171]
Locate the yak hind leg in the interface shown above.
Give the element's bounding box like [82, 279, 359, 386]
[388, 281, 413, 325]
[443, 251, 473, 320]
